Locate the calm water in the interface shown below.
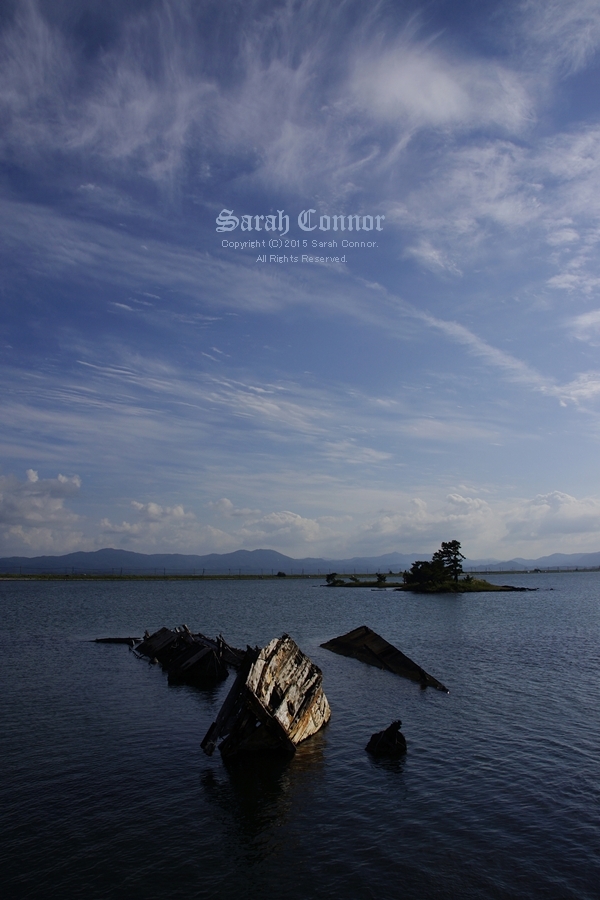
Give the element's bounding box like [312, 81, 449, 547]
[1, 574, 599, 899]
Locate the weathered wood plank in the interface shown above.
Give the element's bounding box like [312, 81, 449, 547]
[202, 635, 331, 759]
[246, 635, 331, 744]
[135, 627, 178, 657]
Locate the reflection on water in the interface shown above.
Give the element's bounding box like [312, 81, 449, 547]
[201, 732, 326, 864]
[166, 677, 226, 707]
[366, 752, 408, 791]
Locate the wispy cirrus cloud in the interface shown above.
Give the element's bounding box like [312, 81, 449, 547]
[412, 307, 600, 409]
[0, 0, 535, 200]
[520, 0, 600, 74]
[0, 0, 215, 181]
[4, 0, 600, 305]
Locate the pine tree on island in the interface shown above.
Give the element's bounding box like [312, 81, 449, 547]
[432, 540, 466, 583]
[403, 540, 467, 592]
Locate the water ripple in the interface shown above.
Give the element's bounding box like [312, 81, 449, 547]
[0, 574, 599, 898]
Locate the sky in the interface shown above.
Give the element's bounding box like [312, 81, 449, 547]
[2, 0, 600, 560]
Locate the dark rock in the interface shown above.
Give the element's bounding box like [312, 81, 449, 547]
[366, 720, 407, 758]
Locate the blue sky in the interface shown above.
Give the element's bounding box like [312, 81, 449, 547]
[2, 0, 600, 559]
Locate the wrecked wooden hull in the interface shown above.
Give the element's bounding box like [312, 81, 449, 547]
[246, 635, 331, 745]
[133, 626, 238, 687]
[202, 634, 331, 759]
[321, 625, 449, 693]
[94, 625, 245, 688]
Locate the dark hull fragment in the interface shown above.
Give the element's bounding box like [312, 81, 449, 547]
[93, 637, 141, 644]
[321, 625, 449, 692]
[126, 625, 241, 687]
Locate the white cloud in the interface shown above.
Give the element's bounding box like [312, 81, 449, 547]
[386, 139, 541, 251]
[570, 309, 600, 342]
[403, 305, 600, 411]
[6, 1, 600, 301]
[546, 227, 579, 246]
[99, 500, 343, 554]
[209, 497, 261, 517]
[0, 1, 73, 153]
[541, 128, 600, 185]
[504, 490, 600, 540]
[351, 43, 531, 132]
[100, 499, 234, 553]
[129, 500, 193, 521]
[322, 440, 392, 465]
[415, 310, 553, 393]
[356, 493, 493, 551]
[235, 510, 329, 546]
[0, 469, 83, 554]
[547, 272, 600, 294]
[383, 123, 600, 311]
[404, 240, 462, 275]
[4, 465, 600, 560]
[102, 499, 195, 533]
[208, 488, 600, 558]
[557, 372, 600, 404]
[340, 489, 600, 558]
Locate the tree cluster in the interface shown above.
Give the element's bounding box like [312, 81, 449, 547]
[403, 540, 466, 591]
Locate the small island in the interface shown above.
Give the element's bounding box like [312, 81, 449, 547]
[324, 541, 536, 592]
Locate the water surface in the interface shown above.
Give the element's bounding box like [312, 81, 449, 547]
[1, 573, 599, 898]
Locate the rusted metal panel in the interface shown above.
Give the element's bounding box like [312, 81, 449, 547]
[321, 625, 449, 692]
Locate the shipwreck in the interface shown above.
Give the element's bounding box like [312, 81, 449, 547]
[96, 625, 441, 759]
[201, 634, 331, 759]
[96, 625, 245, 687]
[95, 627, 331, 758]
[321, 625, 449, 692]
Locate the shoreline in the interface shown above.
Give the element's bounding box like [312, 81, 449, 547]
[1, 568, 598, 583]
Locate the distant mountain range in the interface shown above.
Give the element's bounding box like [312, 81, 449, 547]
[0, 547, 416, 575]
[1, 547, 600, 575]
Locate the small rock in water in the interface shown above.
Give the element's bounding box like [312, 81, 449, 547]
[365, 720, 407, 758]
